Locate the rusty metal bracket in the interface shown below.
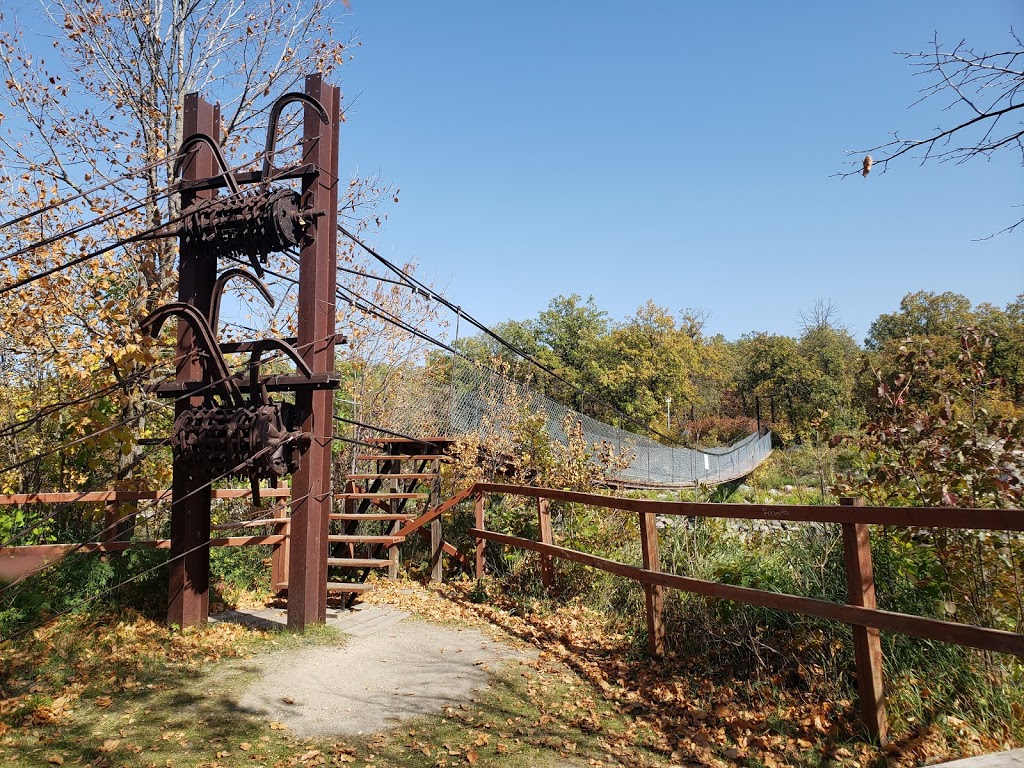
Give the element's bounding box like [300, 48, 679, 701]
[262, 92, 329, 187]
[247, 338, 313, 407]
[173, 133, 241, 194]
[209, 267, 274, 333]
[141, 302, 246, 408]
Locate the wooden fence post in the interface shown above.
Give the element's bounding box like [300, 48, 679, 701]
[426, 458, 442, 581]
[271, 480, 290, 593]
[638, 511, 666, 657]
[537, 497, 554, 594]
[103, 500, 119, 546]
[388, 458, 402, 580]
[841, 496, 888, 744]
[475, 492, 486, 580]
[430, 518, 444, 582]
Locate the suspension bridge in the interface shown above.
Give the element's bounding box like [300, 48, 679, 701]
[2, 75, 1024, 750]
[376, 360, 772, 488]
[0, 70, 770, 632]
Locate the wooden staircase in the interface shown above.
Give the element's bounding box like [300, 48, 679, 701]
[326, 437, 455, 605]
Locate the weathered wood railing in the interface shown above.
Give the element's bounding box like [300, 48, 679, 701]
[0, 487, 291, 585]
[468, 482, 1024, 743]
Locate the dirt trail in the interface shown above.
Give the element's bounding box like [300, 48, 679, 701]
[228, 607, 530, 738]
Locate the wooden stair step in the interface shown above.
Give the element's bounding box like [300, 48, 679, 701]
[211, 517, 289, 530]
[326, 581, 374, 594]
[333, 492, 428, 500]
[346, 473, 437, 480]
[327, 534, 405, 544]
[277, 581, 375, 594]
[327, 557, 391, 568]
[329, 513, 416, 521]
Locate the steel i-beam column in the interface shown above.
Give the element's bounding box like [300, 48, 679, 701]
[288, 74, 341, 630]
[167, 94, 220, 628]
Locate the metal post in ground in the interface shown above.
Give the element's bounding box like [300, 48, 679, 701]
[167, 93, 220, 629]
[287, 74, 341, 631]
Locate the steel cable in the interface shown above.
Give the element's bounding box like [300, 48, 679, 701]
[334, 224, 682, 444]
[0, 138, 306, 294]
[0, 328, 337, 547]
[0, 153, 181, 233]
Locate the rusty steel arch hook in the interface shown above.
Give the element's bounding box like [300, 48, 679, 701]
[262, 92, 329, 187]
[173, 133, 241, 195]
[247, 338, 313, 406]
[209, 268, 275, 334]
[141, 302, 246, 408]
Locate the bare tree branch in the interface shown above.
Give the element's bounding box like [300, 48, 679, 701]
[838, 29, 1023, 236]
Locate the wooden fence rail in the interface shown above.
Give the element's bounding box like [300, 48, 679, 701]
[5, 480, 1022, 743]
[469, 482, 1024, 744]
[0, 487, 291, 585]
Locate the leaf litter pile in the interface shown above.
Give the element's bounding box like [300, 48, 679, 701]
[0, 582, 1017, 768]
[362, 579, 1018, 768]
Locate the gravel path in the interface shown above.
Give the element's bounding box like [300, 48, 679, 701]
[232, 612, 529, 738]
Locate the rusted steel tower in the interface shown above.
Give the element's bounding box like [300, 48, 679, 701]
[286, 74, 341, 630]
[167, 92, 219, 629]
[154, 74, 341, 630]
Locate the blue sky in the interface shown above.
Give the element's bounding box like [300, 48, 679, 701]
[337, 1, 1021, 344]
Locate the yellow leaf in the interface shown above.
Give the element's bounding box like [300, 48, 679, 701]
[46, 756, 64, 766]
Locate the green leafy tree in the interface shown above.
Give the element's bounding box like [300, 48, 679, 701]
[533, 294, 610, 406]
[862, 291, 1023, 417]
[732, 332, 812, 441]
[976, 295, 1024, 409]
[601, 301, 699, 432]
[839, 330, 1022, 509]
[865, 291, 974, 352]
[797, 314, 862, 434]
[837, 330, 1024, 632]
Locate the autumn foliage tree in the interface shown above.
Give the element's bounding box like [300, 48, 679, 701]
[0, 0, 437, 499]
[840, 331, 1022, 509]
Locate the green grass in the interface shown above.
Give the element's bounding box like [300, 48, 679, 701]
[0, 613, 667, 768]
[343, 661, 667, 768]
[0, 622, 346, 767]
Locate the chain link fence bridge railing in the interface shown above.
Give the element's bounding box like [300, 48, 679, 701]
[375, 361, 772, 489]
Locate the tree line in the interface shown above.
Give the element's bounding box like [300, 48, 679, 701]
[429, 290, 1024, 446]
